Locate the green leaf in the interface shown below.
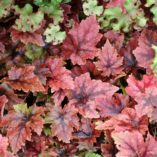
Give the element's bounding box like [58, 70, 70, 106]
[34, 0, 64, 24]
[150, 6, 157, 24]
[14, 4, 44, 32]
[0, 0, 14, 19]
[13, 103, 32, 115]
[43, 125, 52, 136]
[83, 0, 103, 16]
[44, 24, 66, 44]
[145, 0, 157, 25]
[145, 0, 155, 7]
[99, 0, 147, 32]
[85, 151, 102, 157]
[25, 44, 44, 60]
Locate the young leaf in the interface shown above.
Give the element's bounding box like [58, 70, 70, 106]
[85, 151, 102, 157]
[13, 4, 44, 32]
[44, 24, 66, 44]
[95, 40, 123, 77]
[145, 0, 157, 24]
[25, 44, 44, 60]
[99, 0, 147, 32]
[83, 0, 103, 16]
[62, 16, 102, 65]
[0, 104, 45, 153]
[0, 0, 14, 19]
[2, 65, 45, 92]
[34, 0, 63, 24]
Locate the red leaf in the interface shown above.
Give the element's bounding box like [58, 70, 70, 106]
[11, 29, 44, 47]
[126, 74, 157, 101]
[126, 74, 157, 121]
[133, 29, 156, 70]
[33, 59, 51, 86]
[104, 30, 124, 50]
[101, 143, 114, 157]
[97, 108, 148, 135]
[0, 42, 5, 53]
[49, 104, 79, 143]
[72, 60, 99, 77]
[96, 94, 129, 117]
[3, 65, 45, 92]
[0, 84, 22, 106]
[0, 95, 8, 118]
[46, 58, 74, 92]
[0, 105, 44, 153]
[69, 73, 118, 118]
[135, 86, 157, 122]
[52, 89, 67, 106]
[62, 16, 102, 65]
[120, 33, 139, 71]
[112, 131, 157, 157]
[95, 40, 123, 77]
[106, 0, 126, 13]
[0, 134, 8, 155]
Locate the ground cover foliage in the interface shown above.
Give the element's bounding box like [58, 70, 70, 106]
[1, 0, 157, 156]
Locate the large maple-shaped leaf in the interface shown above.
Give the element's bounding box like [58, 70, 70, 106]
[126, 74, 157, 101]
[112, 131, 157, 157]
[0, 104, 44, 153]
[46, 58, 74, 92]
[96, 94, 129, 117]
[69, 73, 118, 118]
[126, 74, 157, 121]
[133, 29, 157, 70]
[2, 65, 45, 92]
[62, 16, 102, 65]
[95, 40, 123, 77]
[48, 104, 79, 143]
[96, 108, 148, 135]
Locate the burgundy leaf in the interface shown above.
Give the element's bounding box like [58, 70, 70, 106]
[0, 105, 44, 153]
[2, 65, 45, 92]
[69, 73, 118, 118]
[62, 16, 102, 65]
[49, 104, 79, 143]
[95, 40, 123, 77]
[46, 58, 74, 92]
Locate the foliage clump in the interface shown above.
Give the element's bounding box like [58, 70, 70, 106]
[1, 0, 157, 157]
